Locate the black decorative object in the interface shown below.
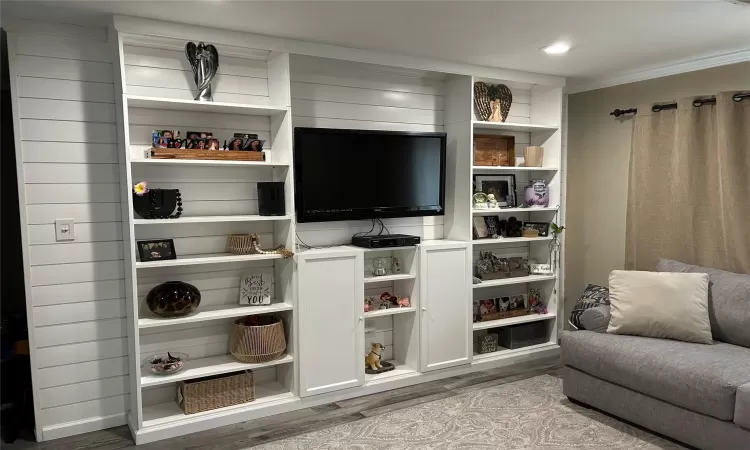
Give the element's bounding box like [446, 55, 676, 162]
[257, 182, 286, 216]
[146, 281, 201, 318]
[133, 189, 183, 220]
[505, 217, 523, 237]
[137, 239, 177, 262]
[365, 360, 395, 375]
[474, 82, 513, 122]
[185, 42, 219, 102]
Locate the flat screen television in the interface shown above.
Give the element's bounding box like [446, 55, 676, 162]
[294, 128, 446, 223]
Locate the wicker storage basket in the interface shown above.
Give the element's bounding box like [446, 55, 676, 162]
[229, 316, 287, 363]
[178, 371, 254, 414]
[227, 234, 256, 255]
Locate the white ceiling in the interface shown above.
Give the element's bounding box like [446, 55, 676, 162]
[3, 1, 750, 89]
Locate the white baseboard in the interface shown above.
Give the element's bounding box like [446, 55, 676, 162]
[41, 412, 127, 441]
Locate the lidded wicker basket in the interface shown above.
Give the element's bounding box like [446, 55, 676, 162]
[229, 316, 287, 363]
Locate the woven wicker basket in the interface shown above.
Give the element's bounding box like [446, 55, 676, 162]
[178, 371, 254, 414]
[229, 316, 287, 363]
[227, 234, 257, 255]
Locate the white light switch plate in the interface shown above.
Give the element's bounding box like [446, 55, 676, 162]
[55, 219, 75, 241]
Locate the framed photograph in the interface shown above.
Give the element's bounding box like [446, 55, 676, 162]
[508, 294, 528, 311]
[239, 269, 274, 305]
[187, 138, 208, 150]
[496, 297, 510, 311]
[186, 130, 213, 140]
[473, 174, 517, 207]
[473, 216, 489, 238]
[207, 138, 221, 150]
[523, 221, 549, 237]
[137, 239, 176, 262]
[484, 216, 500, 238]
[226, 137, 244, 151]
[479, 298, 497, 315]
[243, 139, 265, 152]
[152, 129, 179, 148]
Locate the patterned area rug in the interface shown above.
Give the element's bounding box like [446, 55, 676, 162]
[254, 375, 684, 449]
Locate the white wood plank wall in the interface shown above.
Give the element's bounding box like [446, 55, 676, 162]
[8, 22, 130, 439]
[290, 55, 446, 246]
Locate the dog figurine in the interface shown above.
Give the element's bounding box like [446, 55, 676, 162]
[365, 343, 385, 371]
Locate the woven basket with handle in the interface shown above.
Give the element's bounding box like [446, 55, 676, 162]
[178, 371, 254, 414]
[229, 316, 287, 363]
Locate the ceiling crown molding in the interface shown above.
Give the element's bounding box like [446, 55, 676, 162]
[567, 46, 750, 94]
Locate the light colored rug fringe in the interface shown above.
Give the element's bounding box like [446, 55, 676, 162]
[253, 375, 685, 449]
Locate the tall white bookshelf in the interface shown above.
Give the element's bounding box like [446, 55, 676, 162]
[111, 28, 298, 441]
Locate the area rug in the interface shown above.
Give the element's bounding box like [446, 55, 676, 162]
[253, 375, 684, 449]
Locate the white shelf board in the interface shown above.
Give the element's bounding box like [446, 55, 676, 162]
[472, 121, 558, 133]
[472, 207, 558, 215]
[472, 236, 553, 245]
[364, 361, 417, 384]
[141, 354, 294, 388]
[126, 94, 288, 116]
[131, 158, 289, 168]
[363, 273, 417, 283]
[473, 274, 557, 289]
[138, 303, 293, 329]
[142, 380, 295, 427]
[472, 312, 557, 331]
[134, 215, 291, 225]
[472, 166, 559, 172]
[364, 307, 416, 319]
[135, 253, 284, 269]
[472, 342, 559, 364]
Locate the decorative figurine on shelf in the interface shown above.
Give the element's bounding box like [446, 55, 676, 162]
[529, 288, 547, 314]
[379, 301, 392, 310]
[364, 297, 374, 313]
[391, 257, 401, 273]
[474, 82, 513, 122]
[365, 343, 395, 374]
[372, 257, 388, 276]
[380, 292, 397, 306]
[397, 296, 411, 308]
[185, 41, 219, 101]
[473, 192, 488, 209]
[487, 193, 498, 209]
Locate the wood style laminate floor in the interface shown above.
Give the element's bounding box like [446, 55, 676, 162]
[5, 358, 566, 450]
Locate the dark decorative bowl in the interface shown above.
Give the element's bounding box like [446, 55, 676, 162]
[146, 281, 201, 318]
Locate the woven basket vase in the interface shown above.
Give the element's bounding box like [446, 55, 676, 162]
[178, 371, 254, 414]
[227, 234, 257, 255]
[229, 317, 287, 363]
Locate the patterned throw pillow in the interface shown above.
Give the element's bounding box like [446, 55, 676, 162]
[569, 284, 611, 329]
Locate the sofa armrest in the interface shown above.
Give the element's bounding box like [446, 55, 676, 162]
[736, 382, 750, 430]
[579, 305, 611, 333]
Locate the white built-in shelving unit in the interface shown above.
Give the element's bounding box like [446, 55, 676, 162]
[109, 17, 564, 445]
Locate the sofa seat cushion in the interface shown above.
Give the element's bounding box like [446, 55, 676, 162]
[562, 330, 750, 420]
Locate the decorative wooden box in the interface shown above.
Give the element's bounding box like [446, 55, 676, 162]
[473, 135, 515, 166]
[151, 148, 265, 161]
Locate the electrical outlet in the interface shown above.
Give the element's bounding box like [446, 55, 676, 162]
[55, 219, 75, 241]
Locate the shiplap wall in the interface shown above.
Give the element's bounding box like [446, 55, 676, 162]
[290, 55, 446, 246]
[8, 22, 130, 439]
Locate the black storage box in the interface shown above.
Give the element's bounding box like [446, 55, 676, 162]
[497, 321, 547, 349]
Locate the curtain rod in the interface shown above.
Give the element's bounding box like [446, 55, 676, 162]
[609, 92, 750, 117]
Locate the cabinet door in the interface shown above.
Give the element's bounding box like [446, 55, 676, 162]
[298, 250, 364, 397]
[419, 243, 472, 372]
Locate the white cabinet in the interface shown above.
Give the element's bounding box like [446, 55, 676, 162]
[419, 242, 472, 372]
[298, 250, 365, 396]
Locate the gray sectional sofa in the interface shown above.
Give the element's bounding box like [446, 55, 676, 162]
[562, 260, 750, 450]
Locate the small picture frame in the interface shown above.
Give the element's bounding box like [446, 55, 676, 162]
[207, 138, 221, 150]
[243, 139, 265, 152]
[137, 239, 176, 262]
[152, 129, 179, 148]
[496, 297, 510, 311]
[473, 174, 517, 208]
[186, 130, 213, 140]
[239, 269, 274, 305]
[523, 221, 549, 237]
[530, 263, 553, 275]
[484, 216, 500, 238]
[508, 294, 528, 311]
[187, 138, 208, 150]
[473, 216, 489, 239]
[478, 298, 497, 315]
[226, 137, 244, 151]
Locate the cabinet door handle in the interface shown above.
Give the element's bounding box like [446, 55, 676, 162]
[359, 316, 364, 321]
[422, 307, 427, 312]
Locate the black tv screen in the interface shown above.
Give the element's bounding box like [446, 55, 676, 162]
[294, 128, 446, 223]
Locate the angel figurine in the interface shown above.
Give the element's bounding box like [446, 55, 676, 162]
[185, 41, 219, 101]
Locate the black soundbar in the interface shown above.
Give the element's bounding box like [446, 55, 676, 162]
[351, 234, 420, 249]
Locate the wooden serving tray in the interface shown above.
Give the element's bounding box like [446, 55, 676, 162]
[151, 148, 265, 161]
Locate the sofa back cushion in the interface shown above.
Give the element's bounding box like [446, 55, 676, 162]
[607, 270, 712, 344]
[657, 259, 750, 348]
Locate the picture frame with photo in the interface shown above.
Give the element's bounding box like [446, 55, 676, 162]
[523, 221, 549, 237]
[508, 294, 528, 311]
[473, 174, 517, 208]
[473, 216, 490, 239]
[484, 216, 500, 238]
[137, 239, 176, 262]
[226, 137, 245, 151]
[152, 129, 179, 148]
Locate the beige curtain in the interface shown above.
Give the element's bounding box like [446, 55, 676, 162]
[626, 92, 750, 274]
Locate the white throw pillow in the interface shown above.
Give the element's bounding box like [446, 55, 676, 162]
[607, 270, 712, 344]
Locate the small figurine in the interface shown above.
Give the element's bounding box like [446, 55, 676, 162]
[397, 296, 411, 308]
[473, 192, 488, 209]
[529, 288, 548, 314]
[487, 193, 498, 208]
[379, 301, 392, 310]
[365, 343, 385, 371]
[391, 257, 401, 273]
[364, 297, 374, 313]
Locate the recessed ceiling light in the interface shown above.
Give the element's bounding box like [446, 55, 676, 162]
[542, 42, 572, 55]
